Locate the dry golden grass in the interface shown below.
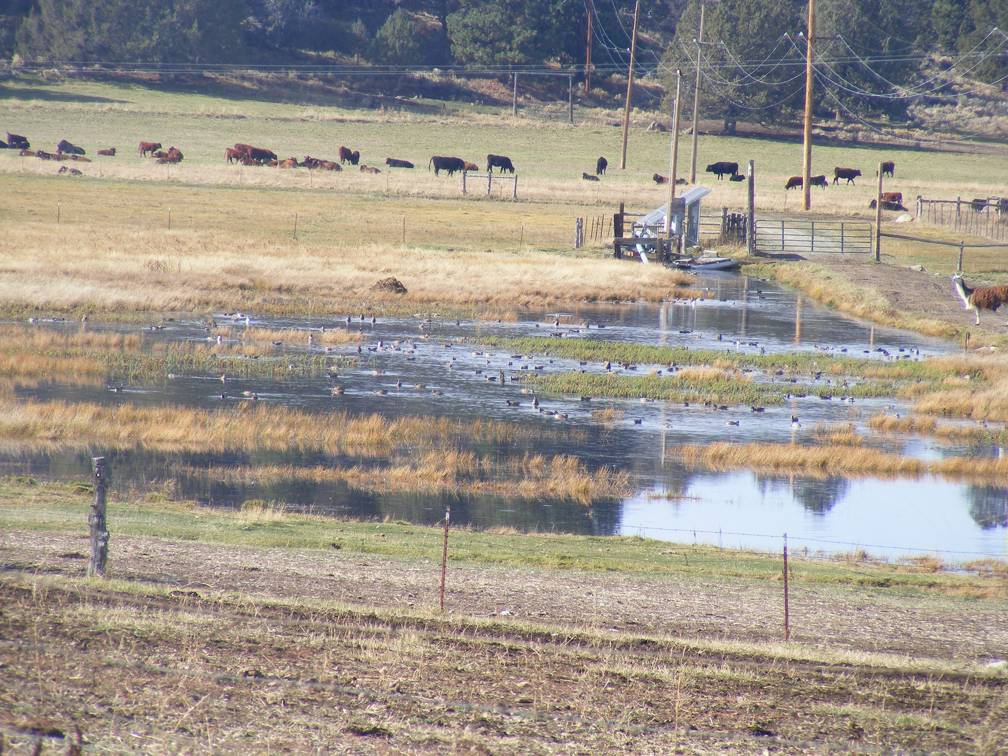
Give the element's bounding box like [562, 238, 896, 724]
[181, 451, 632, 504]
[0, 397, 562, 457]
[591, 406, 625, 424]
[675, 441, 1008, 481]
[811, 423, 863, 446]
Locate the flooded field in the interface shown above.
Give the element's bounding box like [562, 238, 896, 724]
[4, 271, 1006, 562]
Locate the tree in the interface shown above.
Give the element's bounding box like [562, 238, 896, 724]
[662, 0, 805, 134]
[16, 0, 248, 63]
[447, 0, 582, 66]
[373, 10, 447, 66]
[955, 0, 1008, 80]
[931, 0, 967, 52]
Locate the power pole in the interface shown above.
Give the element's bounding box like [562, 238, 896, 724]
[512, 72, 518, 117]
[801, 0, 815, 211]
[665, 69, 683, 238]
[568, 74, 574, 125]
[689, 2, 706, 184]
[874, 162, 884, 263]
[584, 0, 594, 95]
[620, 0, 641, 170]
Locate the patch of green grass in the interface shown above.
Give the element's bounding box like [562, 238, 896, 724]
[1, 476, 1002, 599]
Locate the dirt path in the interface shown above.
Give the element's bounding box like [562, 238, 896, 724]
[2, 531, 1007, 753]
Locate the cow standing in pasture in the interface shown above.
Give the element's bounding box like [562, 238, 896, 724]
[487, 154, 515, 173]
[877, 161, 895, 178]
[596, 156, 607, 175]
[463, 161, 479, 172]
[833, 167, 861, 185]
[138, 141, 161, 157]
[706, 161, 739, 180]
[428, 156, 466, 176]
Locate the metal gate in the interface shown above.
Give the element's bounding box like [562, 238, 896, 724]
[755, 219, 871, 255]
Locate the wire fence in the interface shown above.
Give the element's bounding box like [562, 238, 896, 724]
[916, 196, 1008, 243]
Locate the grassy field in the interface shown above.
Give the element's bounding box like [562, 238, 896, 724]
[1, 478, 1007, 751]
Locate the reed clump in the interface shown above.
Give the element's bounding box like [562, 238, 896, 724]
[215, 326, 362, 346]
[674, 442, 1008, 481]
[0, 397, 568, 458]
[811, 423, 863, 446]
[184, 451, 631, 505]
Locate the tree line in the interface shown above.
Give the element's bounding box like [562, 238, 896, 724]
[0, 0, 1004, 121]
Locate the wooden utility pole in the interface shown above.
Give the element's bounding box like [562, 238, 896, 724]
[801, 0, 816, 211]
[874, 162, 883, 263]
[665, 70, 683, 238]
[620, 0, 641, 170]
[568, 75, 574, 125]
[689, 2, 706, 184]
[584, 0, 594, 95]
[747, 160, 756, 256]
[512, 73, 518, 117]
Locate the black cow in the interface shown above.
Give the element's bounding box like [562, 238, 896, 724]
[653, 173, 668, 184]
[971, 198, 988, 213]
[582, 172, 600, 182]
[878, 161, 895, 178]
[338, 146, 353, 164]
[729, 173, 745, 182]
[428, 155, 466, 176]
[487, 154, 515, 173]
[833, 167, 861, 185]
[811, 174, 828, 188]
[350, 150, 360, 166]
[0, 140, 6, 149]
[998, 198, 1008, 216]
[57, 139, 85, 156]
[249, 147, 277, 164]
[706, 161, 738, 180]
[385, 157, 414, 169]
[596, 156, 607, 175]
[7, 133, 29, 149]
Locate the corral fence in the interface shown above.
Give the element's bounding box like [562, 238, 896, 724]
[460, 170, 518, 199]
[754, 219, 872, 255]
[916, 196, 1008, 242]
[879, 231, 1008, 272]
[574, 207, 747, 251]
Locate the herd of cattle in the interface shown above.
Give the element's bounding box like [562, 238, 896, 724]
[4, 130, 1005, 213]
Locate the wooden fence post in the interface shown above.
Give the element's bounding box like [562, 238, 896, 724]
[746, 160, 755, 255]
[874, 162, 884, 263]
[293, 212, 298, 240]
[57, 203, 61, 225]
[487, 171, 492, 196]
[168, 207, 172, 231]
[512, 174, 518, 200]
[439, 505, 451, 612]
[720, 206, 727, 243]
[462, 171, 467, 195]
[783, 532, 790, 641]
[88, 457, 109, 578]
[958, 240, 965, 273]
[916, 195, 922, 221]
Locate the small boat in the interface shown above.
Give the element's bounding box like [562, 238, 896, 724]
[674, 256, 740, 272]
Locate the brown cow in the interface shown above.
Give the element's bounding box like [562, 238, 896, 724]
[785, 176, 803, 190]
[233, 143, 254, 159]
[97, 148, 116, 156]
[463, 161, 479, 172]
[36, 150, 55, 160]
[653, 173, 668, 184]
[319, 160, 341, 171]
[152, 150, 167, 160]
[225, 147, 242, 164]
[338, 146, 353, 164]
[19, 149, 35, 157]
[360, 164, 381, 174]
[869, 191, 906, 211]
[139, 141, 161, 157]
[278, 157, 299, 169]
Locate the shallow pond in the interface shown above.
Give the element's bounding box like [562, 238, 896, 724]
[8, 271, 1007, 562]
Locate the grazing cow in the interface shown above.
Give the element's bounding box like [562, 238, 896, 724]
[279, 157, 299, 168]
[706, 161, 739, 180]
[350, 150, 360, 166]
[97, 147, 116, 157]
[385, 157, 414, 169]
[338, 146, 353, 164]
[428, 155, 466, 176]
[360, 164, 381, 174]
[225, 147, 242, 164]
[952, 274, 1008, 325]
[56, 139, 85, 156]
[463, 161, 479, 172]
[833, 167, 861, 185]
[138, 141, 161, 157]
[869, 192, 906, 211]
[653, 173, 668, 184]
[7, 133, 30, 149]
[877, 161, 895, 178]
[971, 198, 988, 213]
[785, 176, 803, 190]
[596, 156, 607, 175]
[811, 174, 828, 188]
[582, 172, 600, 182]
[487, 154, 515, 174]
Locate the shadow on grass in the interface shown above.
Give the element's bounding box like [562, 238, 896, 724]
[0, 85, 129, 105]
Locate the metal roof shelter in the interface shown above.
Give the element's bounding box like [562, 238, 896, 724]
[632, 186, 711, 248]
